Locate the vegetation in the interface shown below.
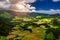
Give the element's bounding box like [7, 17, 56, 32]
[0, 11, 60, 40]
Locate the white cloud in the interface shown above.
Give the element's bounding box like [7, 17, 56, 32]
[0, 0, 11, 9]
[10, 1, 36, 12]
[24, 0, 36, 3]
[0, 0, 36, 12]
[37, 9, 60, 14]
[52, 0, 60, 2]
[30, 7, 36, 9]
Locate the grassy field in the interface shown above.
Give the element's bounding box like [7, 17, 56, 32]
[0, 11, 60, 40]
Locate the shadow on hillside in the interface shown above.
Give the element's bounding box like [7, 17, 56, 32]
[0, 17, 14, 36]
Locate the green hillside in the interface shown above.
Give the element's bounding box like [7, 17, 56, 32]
[0, 11, 60, 40]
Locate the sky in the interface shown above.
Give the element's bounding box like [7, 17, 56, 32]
[0, 0, 60, 14]
[31, 0, 60, 10]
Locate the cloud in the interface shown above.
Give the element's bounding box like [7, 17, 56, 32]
[0, 0, 36, 12]
[24, 0, 36, 3]
[10, 1, 36, 12]
[0, 0, 11, 10]
[52, 0, 60, 2]
[37, 9, 60, 14]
